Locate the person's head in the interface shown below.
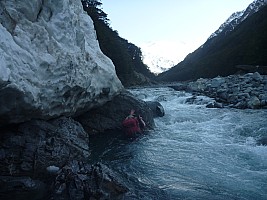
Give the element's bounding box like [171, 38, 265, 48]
[130, 109, 135, 116]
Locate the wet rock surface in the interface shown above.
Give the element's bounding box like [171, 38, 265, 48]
[75, 91, 157, 134]
[146, 101, 165, 117]
[0, 91, 162, 199]
[0, 117, 89, 177]
[0, 176, 47, 200]
[257, 136, 267, 146]
[0, 117, 129, 199]
[0, 1, 163, 199]
[51, 161, 128, 200]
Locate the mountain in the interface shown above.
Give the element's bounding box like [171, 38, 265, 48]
[209, 0, 266, 40]
[143, 52, 175, 74]
[140, 41, 180, 74]
[157, 0, 267, 82]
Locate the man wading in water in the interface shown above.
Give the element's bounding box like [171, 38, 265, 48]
[122, 109, 146, 137]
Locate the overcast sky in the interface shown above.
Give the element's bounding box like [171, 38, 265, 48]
[101, 0, 254, 72]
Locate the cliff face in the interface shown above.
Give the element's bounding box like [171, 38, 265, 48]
[0, 0, 123, 125]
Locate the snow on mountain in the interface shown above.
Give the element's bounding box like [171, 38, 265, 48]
[208, 0, 267, 40]
[140, 40, 190, 74]
[142, 51, 176, 74]
[141, 0, 266, 74]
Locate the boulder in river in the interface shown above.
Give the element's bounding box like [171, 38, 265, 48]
[257, 136, 267, 146]
[75, 91, 157, 134]
[146, 101, 165, 117]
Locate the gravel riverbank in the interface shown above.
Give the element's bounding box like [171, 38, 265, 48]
[169, 72, 267, 109]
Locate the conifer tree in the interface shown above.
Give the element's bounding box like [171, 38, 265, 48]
[81, 0, 155, 86]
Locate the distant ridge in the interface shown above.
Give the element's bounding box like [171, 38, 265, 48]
[209, 0, 266, 40]
[157, 0, 267, 82]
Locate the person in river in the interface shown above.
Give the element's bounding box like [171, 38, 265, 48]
[122, 109, 146, 137]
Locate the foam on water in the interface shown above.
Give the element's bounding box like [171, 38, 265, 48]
[91, 87, 267, 199]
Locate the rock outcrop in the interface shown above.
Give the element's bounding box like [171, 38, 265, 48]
[0, 0, 123, 125]
[0, 1, 161, 199]
[52, 162, 129, 200]
[257, 136, 267, 146]
[76, 91, 156, 134]
[146, 101, 165, 117]
[0, 117, 129, 199]
[0, 117, 90, 178]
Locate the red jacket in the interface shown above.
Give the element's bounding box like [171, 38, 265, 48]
[122, 117, 141, 136]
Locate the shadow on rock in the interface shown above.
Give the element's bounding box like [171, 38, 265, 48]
[51, 161, 129, 200]
[75, 91, 165, 134]
[0, 117, 129, 200]
[257, 136, 267, 146]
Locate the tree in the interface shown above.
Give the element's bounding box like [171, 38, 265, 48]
[81, 0, 109, 25]
[81, 0, 155, 86]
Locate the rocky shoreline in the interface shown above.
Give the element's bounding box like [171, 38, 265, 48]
[0, 91, 164, 200]
[0, 0, 167, 198]
[169, 72, 267, 109]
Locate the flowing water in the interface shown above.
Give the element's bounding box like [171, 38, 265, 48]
[89, 87, 267, 200]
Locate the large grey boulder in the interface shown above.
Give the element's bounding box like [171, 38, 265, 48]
[0, 116, 132, 199]
[247, 96, 261, 109]
[52, 161, 129, 200]
[146, 101, 165, 117]
[0, 117, 90, 177]
[210, 77, 226, 88]
[0, 0, 123, 125]
[257, 136, 267, 146]
[0, 176, 47, 200]
[0, 117, 90, 199]
[76, 91, 156, 134]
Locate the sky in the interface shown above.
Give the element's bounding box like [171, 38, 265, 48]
[101, 0, 254, 73]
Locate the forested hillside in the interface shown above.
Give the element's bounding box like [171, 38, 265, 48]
[81, 0, 155, 86]
[157, 5, 267, 82]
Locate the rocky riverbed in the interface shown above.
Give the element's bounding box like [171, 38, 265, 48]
[169, 72, 267, 109]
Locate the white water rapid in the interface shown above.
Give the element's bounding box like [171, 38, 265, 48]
[90, 86, 267, 200]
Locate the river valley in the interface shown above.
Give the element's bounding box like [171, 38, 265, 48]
[89, 87, 267, 200]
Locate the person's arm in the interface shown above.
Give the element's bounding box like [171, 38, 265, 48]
[138, 115, 146, 128]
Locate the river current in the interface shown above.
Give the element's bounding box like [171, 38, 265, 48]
[89, 87, 267, 200]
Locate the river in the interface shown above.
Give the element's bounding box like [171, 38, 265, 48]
[89, 86, 267, 200]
